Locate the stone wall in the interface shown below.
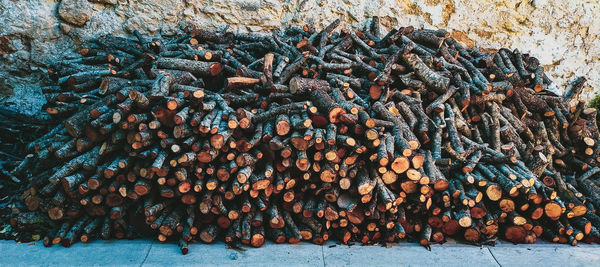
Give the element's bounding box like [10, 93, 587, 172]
[1, 0, 598, 102]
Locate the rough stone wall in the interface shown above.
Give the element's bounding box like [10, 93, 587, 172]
[1, 0, 598, 102]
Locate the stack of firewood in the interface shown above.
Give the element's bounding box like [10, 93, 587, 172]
[6, 18, 600, 253]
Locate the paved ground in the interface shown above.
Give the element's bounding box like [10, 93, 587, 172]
[2, 239, 600, 266]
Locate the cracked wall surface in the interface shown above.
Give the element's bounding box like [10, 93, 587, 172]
[1, 0, 598, 103]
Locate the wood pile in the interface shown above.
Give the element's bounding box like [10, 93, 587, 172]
[0, 107, 58, 241]
[5, 18, 600, 253]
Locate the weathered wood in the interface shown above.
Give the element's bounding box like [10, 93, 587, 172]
[155, 57, 222, 76]
[9, 21, 600, 253]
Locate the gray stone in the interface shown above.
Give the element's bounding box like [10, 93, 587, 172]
[323, 242, 499, 267]
[2, 239, 600, 266]
[0, 77, 46, 116]
[58, 0, 95, 26]
[488, 240, 600, 267]
[0, 0, 598, 102]
[142, 241, 324, 266]
[0, 239, 151, 266]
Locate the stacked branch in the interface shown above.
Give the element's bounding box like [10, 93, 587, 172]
[6, 19, 600, 252]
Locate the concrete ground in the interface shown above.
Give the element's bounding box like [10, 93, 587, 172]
[1, 239, 600, 267]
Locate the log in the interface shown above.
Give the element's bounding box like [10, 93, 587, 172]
[8, 21, 600, 254]
[155, 57, 222, 77]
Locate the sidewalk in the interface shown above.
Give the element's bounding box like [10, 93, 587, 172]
[1, 239, 599, 266]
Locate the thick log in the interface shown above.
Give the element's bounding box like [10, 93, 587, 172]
[155, 57, 222, 76]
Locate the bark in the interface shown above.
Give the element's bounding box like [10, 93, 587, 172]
[156, 57, 222, 76]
